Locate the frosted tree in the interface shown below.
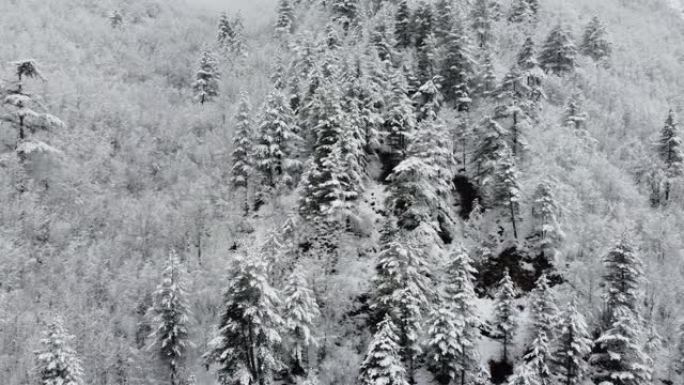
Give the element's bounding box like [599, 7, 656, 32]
[516, 38, 545, 103]
[205, 256, 283, 385]
[675, 321, 684, 377]
[495, 65, 531, 157]
[110, 10, 123, 28]
[538, 25, 577, 76]
[331, 0, 359, 30]
[506, 365, 538, 385]
[413, 1, 434, 50]
[530, 182, 563, 259]
[492, 270, 519, 362]
[282, 268, 320, 374]
[149, 252, 191, 385]
[217, 12, 234, 46]
[580, 16, 612, 63]
[563, 94, 587, 131]
[551, 300, 591, 385]
[472, 0, 494, 49]
[412, 77, 443, 122]
[601, 238, 644, 321]
[254, 90, 301, 191]
[275, 0, 295, 35]
[472, 117, 509, 192]
[192, 49, 220, 105]
[590, 306, 651, 385]
[394, 0, 412, 49]
[230, 94, 254, 215]
[475, 49, 497, 98]
[493, 147, 521, 239]
[371, 224, 434, 383]
[35, 319, 84, 385]
[433, 0, 454, 43]
[473, 366, 493, 385]
[358, 316, 409, 385]
[529, 274, 559, 339]
[416, 34, 438, 87]
[657, 109, 683, 202]
[441, 21, 475, 110]
[509, 0, 535, 24]
[425, 307, 462, 385]
[383, 69, 416, 167]
[524, 331, 552, 385]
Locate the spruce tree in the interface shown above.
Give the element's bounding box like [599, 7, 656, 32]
[493, 146, 521, 239]
[657, 110, 684, 202]
[516, 38, 545, 103]
[217, 12, 234, 47]
[275, 0, 296, 35]
[416, 34, 438, 87]
[509, 0, 535, 24]
[472, 0, 494, 50]
[359, 316, 410, 385]
[192, 49, 220, 104]
[552, 300, 591, 385]
[254, 90, 301, 190]
[493, 270, 518, 363]
[472, 117, 509, 192]
[205, 256, 283, 385]
[149, 252, 191, 385]
[425, 307, 463, 385]
[563, 94, 587, 131]
[524, 331, 552, 385]
[473, 366, 493, 385]
[433, 0, 454, 44]
[530, 183, 563, 259]
[331, 0, 359, 30]
[412, 77, 443, 122]
[394, 0, 412, 49]
[601, 238, 644, 321]
[230, 94, 254, 215]
[441, 22, 475, 110]
[580, 16, 612, 63]
[282, 268, 320, 374]
[495, 65, 531, 157]
[529, 274, 559, 339]
[475, 49, 497, 98]
[506, 365, 537, 385]
[383, 69, 417, 167]
[412, 2, 434, 50]
[35, 319, 84, 385]
[539, 24, 577, 76]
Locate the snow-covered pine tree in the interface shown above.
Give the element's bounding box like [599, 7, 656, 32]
[149, 252, 191, 385]
[217, 12, 234, 47]
[551, 300, 591, 385]
[35, 319, 84, 385]
[230, 94, 254, 215]
[516, 37, 545, 103]
[590, 306, 651, 385]
[493, 146, 521, 239]
[601, 238, 644, 321]
[192, 49, 220, 105]
[506, 365, 538, 385]
[539, 24, 577, 76]
[282, 267, 320, 375]
[254, 90, 301, 191]
[472, 117, 509, 193]
[359, 316, 409, 385]
[383, 68, 417, 167]
[433, 0, 454, 44]
[412, 1, 434, 50]
[529, 273, 559, 339]
[492, 270, 519, 362]
[580, 16, 612, 63]
[416, 34, 438, 87]
[371, 222, 434, 383]
[475, 49, 497, 98]
[509, 0, 535, 24]
[443, 245, 479, 385]
[394, 0, 412, 49]
[473, 366, 493, 385]
[657, 109, 684, 202]
[331, 0, 359, 30]
[412, 77, 443, 122]
[472, 0, 494, 50]
[425, 307, 462, 385]
[441, 20, 475, 110]
[495, 65, 531, 157]
[275, 0, 295, 35]
[563, 93, 587, 131]
[523, 330, 552, 385]
[530, 182, 563, 260]
[205, 256, 283, 385]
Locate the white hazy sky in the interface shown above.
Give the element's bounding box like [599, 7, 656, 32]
[187, 0, 277, 21]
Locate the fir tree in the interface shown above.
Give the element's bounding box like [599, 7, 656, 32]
[358, 316, 410, 385]
[539, 24, 577, 76]
[529, 274, 559, 339]
[205, 256, 283, 385]
[230, 94, 254, 215]
[275, 0, 296, 35]
[192, 49, 220, 104]
[441, 22, 475, 110]
[524, 331, 552, 385]
[552, 300, 591, 385]
[149, 252, 191, 385]
[602, 238, 644, 321]
[492, 270, 518, 362]
[331, 0, 359, 30]
[416, 34, 438, 87]
[35, 319, 84, 385]
[217, 12, 234, 46]
[282, 268, 320, 374]
[254, 90, 301, 190]
[563, 94, 587, 131]
[495, 65, 531, 157]
[394, 0, 412, 49]
[580, 16, 612, 63]
[657, 109, 684, 202]
[383, 68, 417, 167]
[590, 306, 651, 385]
[472, 0, 494, 49]
[412, 77, 443, 122]
[473, 366, 493, 385]
[493, 146, 521, 239]
[530, 183, 563, 259]
[516, 37, 545, 103]
[475, 49, 497, 98]
[433, 0, 454, 43]
[472, 117, 509, 192]
[412, 2, 434, 50]
[509, 0, 535, 24]
[506, 365, 538, 385]
[425, 307, 463, 385]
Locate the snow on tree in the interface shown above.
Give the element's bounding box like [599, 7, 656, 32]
[472, 0, 494, 50]
[204, 255, 283, 385]
[230, 94, 254, 215]
[523, 331, 551, 385]
[217, 12, 234, 46]
[601, 238, 644, 321]
[551, 300, 591, 385]
[331, 0, 359, 30]
[109, 9, 123, 28]
[493, 146, 521, 239]
[506, 364, 538, 385]
[412, 76, 443, 122]
[495, 65, 531, 157]
[472, 117, 509, 193]
[35, 318, 84, 385]
[657, 109, 684, 202]
[149, 251, 192, 385]
[475, 49, 497, 98]
[563, 93, 588, 131]
[529, 273, 559, 339]
[425, 307, 463, 385]
[275, 0, 295, 35]
[580, 16, 612, 63]
[590, 306, 651, 385]
[416, 34, 438, 87]
[254, 90, 301, 191]
[530, 182, 563, 260]
[371, 222, 435, 383]
[441, 21, 475, 110]
[358, 316, 409, 385]
[192, 49, 220, 105]
[433, 0, 454, 44]
[412, 1, 434, 50]
[473, 365, 493, 385]
[217, 12, 245, 55]
[282, 267, 320, 374]
[394, 0, 412, 49]
[538, 24, 577, 76]
[383, 68, 417, 167]
[509, 0, 536, 24]
[492, 270, 519, 362]
[516, 37, 545, 103]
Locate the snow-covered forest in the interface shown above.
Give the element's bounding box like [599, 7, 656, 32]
[1, 0, 683, 385]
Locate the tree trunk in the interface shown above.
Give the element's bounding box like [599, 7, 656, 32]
[509, 197, 518, 239]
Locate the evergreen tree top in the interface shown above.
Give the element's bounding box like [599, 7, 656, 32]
[358, 316, 409, 385]
[35, 319, 84, 385]
[602, 237, 644, 315]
